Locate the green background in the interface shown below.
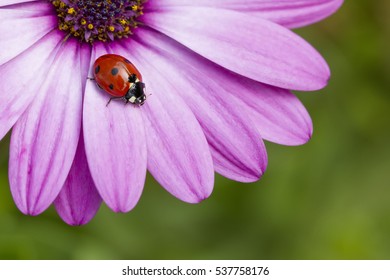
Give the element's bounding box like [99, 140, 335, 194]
[0, 0, 389, 259]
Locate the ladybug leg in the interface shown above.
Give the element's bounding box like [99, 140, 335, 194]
[106, 97, 122, 107]
[87, 77, 95, 80]
[106, 98, 113, 107]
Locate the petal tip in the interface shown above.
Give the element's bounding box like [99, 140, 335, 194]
[307, 130, 313, 142]
[177, 184, 214, 204]
[319, 73, 331, 90]
[56, 211, 96, 226]
[109, 203, 137, 213]
[295, 128, 314, 146]
[63, 219, 89, 227]
[241, 169, 266, 183]
[315, 60, 332, 90]
[215, 154, 268, 183]
[303, 67, 331, 92]
[19, 206, 44, 217]
[184, 195, 209, 204]
[14, 197, 48, 216]
[192, 191, 212, 204]
[222, 169, 266, 183]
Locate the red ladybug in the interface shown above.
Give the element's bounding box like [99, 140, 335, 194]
[92, 54, 147, 106]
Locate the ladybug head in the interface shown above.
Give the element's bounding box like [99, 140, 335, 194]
[134, 94, 147, 106]
[125, 80, 147, 106]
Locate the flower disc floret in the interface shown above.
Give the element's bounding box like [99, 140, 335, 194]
[51, 0, 144, 43]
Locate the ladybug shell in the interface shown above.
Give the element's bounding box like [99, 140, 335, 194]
[93, 54, 143, 98]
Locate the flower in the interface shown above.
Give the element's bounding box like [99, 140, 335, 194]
[0, 0, 343, 225]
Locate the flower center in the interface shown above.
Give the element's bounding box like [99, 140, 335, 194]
[51, 0, 144, 43]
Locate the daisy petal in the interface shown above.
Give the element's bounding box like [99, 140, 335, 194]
[142, 7, 330, 91]
[9, 40, 83, 215]
[0, 16, 56, 65]
[138, 28, 311, 146]
[0, 5, 56, 65]
[114, 40, 215, 202]
[235, 80, 313, 145]
[139, 33, 312, 146]
[0, 31, 62, 141]
[234, 0, 344, 29]
[133, 30, 267, 182]
[145, 0, 344, 29]
[0, 1, 52, 14]
[0, 0, 40, 7]
[54, 135, 102, 226]
[83, 44, 147, 213]
[143, 96, 215, 202]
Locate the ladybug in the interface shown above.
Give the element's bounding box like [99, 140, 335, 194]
[92, 54, 147, 106]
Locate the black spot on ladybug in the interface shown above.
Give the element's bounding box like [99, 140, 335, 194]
[109, 84, 114, 90]
[111, 68, 119, 76]
[95, 65, 100, 74]
[124, 59, 131, 64]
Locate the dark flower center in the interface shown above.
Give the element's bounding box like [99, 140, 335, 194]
[51, 0, 145, 43]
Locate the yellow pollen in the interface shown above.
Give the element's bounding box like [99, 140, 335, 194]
[59, 23, 69, 30]
[51, 0, 144, 43]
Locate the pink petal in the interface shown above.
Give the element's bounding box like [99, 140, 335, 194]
[236, 0, 344, 29]
[132, 30, 267, 182]
[0, 0, 40, 6]
[145, 0, 344, 29]
[137, 29, 312, 146]
[0, 1, 52, 15]
[233, 78, 313, 145]
[9, 40, 83, 215]
[83, 43, 147, 212]
[114, 40, 214, 202]
[142, 7, 330, 91]
[54, 135, 102, 226]
[143, 96, 215, 202]
[0, 31, 63, 141]
[0, 4, 56, 65]
[79, 43, 92, 84]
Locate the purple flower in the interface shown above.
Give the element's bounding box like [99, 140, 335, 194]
[0, 0, 343, 225]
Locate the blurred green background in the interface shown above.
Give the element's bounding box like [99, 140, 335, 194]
[1, 0, 389, 259]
